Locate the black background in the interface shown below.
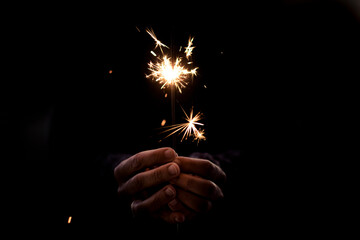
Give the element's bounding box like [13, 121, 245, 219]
[2, 0, 359, 238]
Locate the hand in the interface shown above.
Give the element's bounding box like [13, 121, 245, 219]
[169, 156, 226, 220]
[114, 147, 186, 223]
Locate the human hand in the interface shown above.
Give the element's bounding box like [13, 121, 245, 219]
[114, 147, 186, 223]
[169, 156, 226, 220]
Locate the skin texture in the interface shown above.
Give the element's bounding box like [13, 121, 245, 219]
[114, 147, 226, 224]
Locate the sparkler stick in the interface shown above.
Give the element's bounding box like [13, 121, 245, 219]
[145, 28, 201, 145]
[145, 28, 205, 234]
[171, 83, 176, 148]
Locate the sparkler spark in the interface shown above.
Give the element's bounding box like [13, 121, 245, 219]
[160, 107, 206, 143]
[145, 29, 198, 94]
[146, 56, 197, 93]
[184, 36, 195, 59]
[146, 28, 169, 54]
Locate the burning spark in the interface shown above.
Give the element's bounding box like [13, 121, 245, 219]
[161, 119, 166, 126]
[160, 107, 206, 143]
[146, 56, 197, 93]
[184, 36, 195, 59]
[68, 216, 72, 224]
[146, 29, 198, 94]
[146, 28, 169, 54]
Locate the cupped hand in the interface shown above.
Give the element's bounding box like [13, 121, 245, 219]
[169, 156, 226, 220]
[114, 147, 185, 223]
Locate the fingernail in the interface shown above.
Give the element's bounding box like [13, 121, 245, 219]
[164, 148, 177, 159]
[165, 187, 175, 197]
[168, 163, 179, 175]
[175, 214, 185, 223]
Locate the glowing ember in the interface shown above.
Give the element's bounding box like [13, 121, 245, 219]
[161, 119, 166, 126]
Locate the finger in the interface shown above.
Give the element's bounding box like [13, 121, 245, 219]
[170, 173, 224, 201]
[114, 147, 177, 182]
[168, 198, 196, 218]
[174, 156, 226, 184]
[176, 188, 212, 213]
[168, 198, 185, 212]
[118, 162, 180, 196]
[131, 185, 176, 216]
[159, 210, 186, 224]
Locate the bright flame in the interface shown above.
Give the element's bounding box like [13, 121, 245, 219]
[145, 29, 198, 94]
[147, 56, 197, 93]
[160, 107, 206, 143]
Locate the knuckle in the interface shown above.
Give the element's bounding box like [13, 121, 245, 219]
[186, 177, 196, 190]
[114, 165, 122, 182]
[206, 181, 219, 199]
[220, 170, 227, 183]
[131, 153, 142, 171]
[117, 184, 127, 197]
[150, 193, 162, 211]
[129, 175, 144, 191]
[131, 200, 145, 216]
[152, 168, 164, 183]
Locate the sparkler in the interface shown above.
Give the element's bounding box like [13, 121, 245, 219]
[145, 27, 203, 145]
[145, 29, 198, 94]
[144, 27, 206, 234]
[147, 56, 197, 93]
[160, 107, 206, 144]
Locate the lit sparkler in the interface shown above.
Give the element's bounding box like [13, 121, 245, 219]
[145, 29, 198, 94]
[145, 27, 205, 146]
[160, 107, 206, 144]
[147, 56, 197, 93]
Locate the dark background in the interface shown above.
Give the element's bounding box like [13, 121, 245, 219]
[2, 0, 359, 238]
